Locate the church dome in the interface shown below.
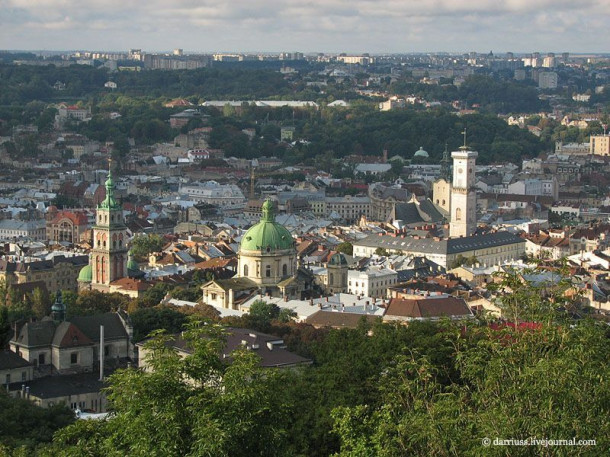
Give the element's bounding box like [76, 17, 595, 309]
[413, 146, 429, 158]
[328, 252, 348, 266]
[78, 264, 92, 282]
[240, 200, 294, 252]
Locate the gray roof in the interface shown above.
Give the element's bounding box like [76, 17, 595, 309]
[0, 350, 33, 370]
[27, 372, 105, 399]
[70, 313, 129, 342]
[356, 231, 525, 255]
[13, 319, 56, 348]
[12, 313, 129, 348]
[392, 199, 444, 225]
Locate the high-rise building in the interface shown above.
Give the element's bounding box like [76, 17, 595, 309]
[538, 72, 558, 89]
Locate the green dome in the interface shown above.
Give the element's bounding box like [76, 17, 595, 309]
[240, 200, 294, 252]
[78, 264, 92, 282]
[328, 252, 348, 266]
[413, 146, 429, 158]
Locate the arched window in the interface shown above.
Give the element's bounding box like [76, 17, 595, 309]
[330, 273, 334, 284]
[244, 264, 249, 276]
[265, 265, 271, 277]
[282, 264, 287, 276]
[456, 208, 462, 221]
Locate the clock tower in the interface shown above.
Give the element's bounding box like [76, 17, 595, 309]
[449, 145, 478, 238]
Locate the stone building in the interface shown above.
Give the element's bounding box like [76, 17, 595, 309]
[46, 208, 89, 244]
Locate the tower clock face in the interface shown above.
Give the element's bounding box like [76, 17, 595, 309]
[458, 168, 463, 174]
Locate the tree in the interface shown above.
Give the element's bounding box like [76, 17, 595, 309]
[332, 320, 610, 456]
[0, 390, 75, 453]
[130, 234, 165, 262]
[67, 290, 128, 319]
[31, 288, 50, 319]
[374, 247, 389, 257]
[51, 319, 292, 456]
[244, 299, 281, 332]
[0, 306, 10, 349]
[336, 242, 353, 256]
[130, 306, 187, 342]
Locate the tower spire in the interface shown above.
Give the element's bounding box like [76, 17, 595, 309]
[100, 157, 119, 209]
[440, 142, 451, 181]
[460, 128, 468, 150]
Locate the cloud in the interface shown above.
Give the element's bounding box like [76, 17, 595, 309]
[0, 0, 608, 52]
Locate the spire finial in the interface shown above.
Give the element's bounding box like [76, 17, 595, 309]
[459, 128, 469, 150]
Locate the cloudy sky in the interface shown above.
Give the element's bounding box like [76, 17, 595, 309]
[1, 0, 609, 54]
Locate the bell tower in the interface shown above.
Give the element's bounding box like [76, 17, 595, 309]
[91, 160, 128, 289]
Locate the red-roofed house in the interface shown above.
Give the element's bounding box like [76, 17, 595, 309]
[383, 294, 474, 323]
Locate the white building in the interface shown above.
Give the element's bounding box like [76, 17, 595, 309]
[179, 181, 246, 209]
[347, 267, 398, 298]
[0, 219, 46, 241]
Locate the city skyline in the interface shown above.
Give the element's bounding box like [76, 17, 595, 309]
[1, 0, 609, 54]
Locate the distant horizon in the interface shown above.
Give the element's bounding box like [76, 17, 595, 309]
[1, 0, 607, 56]
[3, 49, 610, 58]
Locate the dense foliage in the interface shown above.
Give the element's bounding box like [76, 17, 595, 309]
[0, 391, 75, 453]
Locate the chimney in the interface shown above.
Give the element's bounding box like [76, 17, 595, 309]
[99, 325, 104, 381]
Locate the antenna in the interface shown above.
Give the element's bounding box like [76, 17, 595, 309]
[249, 166, 255, 199]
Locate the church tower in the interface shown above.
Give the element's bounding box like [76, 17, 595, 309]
[449, 140, 478, 238]
[91, 161, 128, 290]
[432, 144, 452, 217]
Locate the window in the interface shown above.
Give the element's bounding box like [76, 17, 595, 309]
[456, 208, 462, 221]
[211, 293, 217, 300]
[266, 265, 271, 277]
[104, 345, 111, 357]
[21, 371, 26, 382]
[244, 264, 248, 276]
[5, 374, 10, 385]
[70, 352, 78, 364]
[38, 353, 45, 365]
[282, 264, 288, 276]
